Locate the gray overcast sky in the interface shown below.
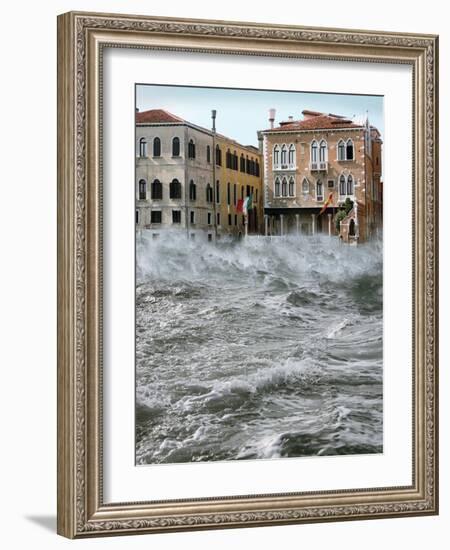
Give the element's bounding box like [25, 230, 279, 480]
[136, 84, 384, 147]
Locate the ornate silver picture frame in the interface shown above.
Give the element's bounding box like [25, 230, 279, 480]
[57, 11, 438, 538]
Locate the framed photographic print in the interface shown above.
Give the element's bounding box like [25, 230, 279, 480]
[57, 11, 439, 538]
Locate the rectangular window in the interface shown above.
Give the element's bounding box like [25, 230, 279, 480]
[234, 214, 238, 226]
[151, 211, 162, 224]
[172, 210, 181, 224]
[328, 179, 335, 188]
[228, 214, 232, 226]
[216, 181, 220, 204]
[190, 211, 195, 224]
[135, 210, 139, 224]
[207, 212, 212, 225]
[208, 233, 213, 242]
[233, 183, 237, 205]
[217, 212, 221, 226]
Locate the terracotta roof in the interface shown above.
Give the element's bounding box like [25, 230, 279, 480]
[263, 112, 363, 133]
[136, 109, 261, 156]
[136, 109, 185, 123]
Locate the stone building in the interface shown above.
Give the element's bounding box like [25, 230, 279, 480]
[136, 109, 263, 240]
[258, 109, 383, 242]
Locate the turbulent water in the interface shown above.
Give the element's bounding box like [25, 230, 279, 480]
[136, 232, 383, 465]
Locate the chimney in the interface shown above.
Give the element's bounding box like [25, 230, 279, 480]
[211, 109, 217, 133]
[288, 115, 294, 122]
[136, 107, 139, 112]
[268, 108, 276, 129]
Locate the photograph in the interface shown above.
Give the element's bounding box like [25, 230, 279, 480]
[134, 85, 384, 465]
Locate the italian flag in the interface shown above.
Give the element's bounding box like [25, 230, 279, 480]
[243, 194, 253, 215]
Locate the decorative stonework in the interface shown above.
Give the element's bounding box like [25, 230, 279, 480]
[70, 13, 437, 535]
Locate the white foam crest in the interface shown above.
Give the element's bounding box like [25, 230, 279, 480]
[176, 358, 322, 412]
[137, 231, 382, 286]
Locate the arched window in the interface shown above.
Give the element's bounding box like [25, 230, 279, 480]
[337, 140, 345, 161]
[339, 174, 346, 196]
[302, 178, 309, 194]
[273, 145, 280, 167]
[255, 160, 260, 177]
[281, 177, 288, 197]
[281, 144, 288, 165]
[240, 154, 245, 172]
[289, 177, 295, 197]
[153, 137, 161, 157]
[188, 139, 196, 159]
[245, 156, 250, 174]
[189, 180, 196, 201]
[233, 151, 238, 170]
[139, 138, 147, 157]
[138, 179, 147, 200]
[170, 179, 181, 199]
[206, 183, 213, 203]
[226, 149, 232, 168]
[316, 179, 324, 200]
[151, 179, 162, 199]
[227, 182, 231, 205]
[347, 174, 354, 195]
[274, 177, 280, 197]
[215, 145, 222, 166]
[288, 144, 296, 166]
[311, 140, 318, 163]
[172, 137, 180, 157]
[319, 140, 327, 163]
[206, 145, 211, 163]
[346, 139, 354, 161]
[349, 219, 356, 236]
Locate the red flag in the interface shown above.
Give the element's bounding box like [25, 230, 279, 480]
[236, 198, 244, 213]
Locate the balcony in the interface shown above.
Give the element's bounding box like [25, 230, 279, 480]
[310, 161, 328, 172]
[273, 163, 296, 171]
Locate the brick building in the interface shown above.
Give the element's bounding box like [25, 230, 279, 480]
[258, 109, 383, 243]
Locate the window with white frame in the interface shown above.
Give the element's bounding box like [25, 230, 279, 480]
[311, 140, 318, 163]
[288, 144, 296, 166]
[346, 139, 355, 160]
[139, 138, 147, 158]
[281, 177, 288, 197]
[339, 173, 355, 197]
[319, 140, 327, 163]
[288, 176, 295, 197]
[316, 179, 324, 201]
[281, 144, 287, 165]
[339, 174, 346, 196]
[347, 174, 354, 195]
[273, 145, 280, 168]
[274, 177, 280, 197]
[337, 138, 355, 161]
[337, 139, 346, 161]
